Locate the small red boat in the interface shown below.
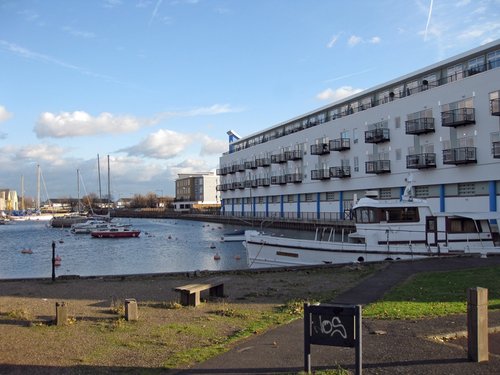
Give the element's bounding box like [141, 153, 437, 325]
[91, 225, 141, 238]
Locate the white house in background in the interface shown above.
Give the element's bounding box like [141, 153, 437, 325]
[0, 189, 19, 211]
[173, 172, 220, 212]
[217, 40, 500, 220]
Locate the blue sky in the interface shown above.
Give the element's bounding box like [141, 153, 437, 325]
[1, 0, 499, 200]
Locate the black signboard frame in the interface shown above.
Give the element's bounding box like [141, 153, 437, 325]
[304, 303, 362, 374]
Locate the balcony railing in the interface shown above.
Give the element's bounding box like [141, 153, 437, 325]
[244, 160, 257, 169]
[406, 153, 436, 169]
[271, 153, 287, 164]
[286, 173, 303, 183]
[365, 160, 391, 174]
[311, 169, 330, 180]
[216, 167, 228, 176]
[329, 138, 350, 151]
[491, 98, 500, 116]
[441, 108, 476, 127]
[271, 175, 287, 185]
[285, 150, 303, 161]
[257, 177, 271, 186]
[310, 143, 330, 155]
[365, 128, 390, 144]
[329, 166, 351, 178]
[492, 141, 500, 158]
[442, 147, 477, 165]
[405, 118, 435, 135]
[256, 157, 271, 167]
[237, 163, 245, 172]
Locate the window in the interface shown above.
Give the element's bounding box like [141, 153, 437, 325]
[448, 218, 481, 233]
[354, 156, 359, 172]
[415, 186, 429, 198]
[395, 148, 402, 161]
[383, 207, 419, 223]
[447, 64, 464, 82]
[354, 207, 379, 223]
[458, 183, 475, 196]
[380, 189, 392, 199]
[487, 49, 500, 69]
[468, 56, 485, 73]
[395, 116, 401, 128]
[305, 193, 313, 202]
[326, 192, 335, 201]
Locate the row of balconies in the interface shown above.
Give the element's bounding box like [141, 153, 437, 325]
[217, 146, 496, 190]
[217, 103, 498, 177]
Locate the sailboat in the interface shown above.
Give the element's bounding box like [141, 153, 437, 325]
[10, 166, 54, 221]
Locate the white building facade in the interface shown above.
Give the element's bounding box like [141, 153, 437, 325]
[217, 40, 500, 220]
[173, 172, 220, 211]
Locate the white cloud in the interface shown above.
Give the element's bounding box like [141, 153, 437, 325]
[0, 105, 13, 122]
[62, 26, 96, 39]
[35, 111, 158, 138]
[316, 86, 364, 102]
[199, 135, 227, 156]
[347, 35, 362, 46]
[347, 35, 381, 46]
[327, 34, 340, 48]
[8, 143, 69, 166]
[118, 129, 192, 159]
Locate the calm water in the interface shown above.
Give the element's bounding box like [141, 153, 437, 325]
[0, 218, 251, 279]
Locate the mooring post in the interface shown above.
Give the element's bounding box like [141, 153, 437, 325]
[467, 287, 488, 362]
[55, 302, 67, 326]
[125, 298, 138, 321]
[51, 241, 56, 282]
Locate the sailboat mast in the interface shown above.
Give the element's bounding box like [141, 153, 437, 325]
[21, 175, 25, 211]
[97, 154, 102, 200]
[36, 165, 40, 211]
[77, 169, 80, 213]
[107, 155, 111, 206]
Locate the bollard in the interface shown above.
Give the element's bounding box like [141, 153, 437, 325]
[55, 302, 68, 326]
[125, 298, 138, 321]
[467, 287, 488, 362]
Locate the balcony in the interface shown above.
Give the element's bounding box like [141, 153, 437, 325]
[441, 108, 476, 127]
[311, 169, 330, 180]
[491, 98, 500, 116]
[257, 177, 271, 186]
[271, 175, 287, 185]
[237, 163, 245, 172]
[405, 118, 435, 135]
[365, 128, 390, 144]
[285, 150, 303, 161]
[406, 153, 436, 169]
[286, 173, 303, 183]
[442, 147, 477, 165]
[329, 138, 350, 151]
[271, 153, 287, 164]
[330, 166, 351, 178]
[244, 160, 257, 169]
[310, 143, 330, 155]
[216, 167, 228, 176]
[492, 141, 500, 158]
[216, 184, 228, 192]
[256, 157, 271, 167]
[365, 160, 391, 174]
[233, 181, 245, 189]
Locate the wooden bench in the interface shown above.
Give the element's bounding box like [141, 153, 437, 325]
[174, 280, 225, 307]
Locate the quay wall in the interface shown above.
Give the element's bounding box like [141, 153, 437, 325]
[102, 209, 355, 232]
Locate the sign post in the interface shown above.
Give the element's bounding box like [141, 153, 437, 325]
[304, 303, 362, 374]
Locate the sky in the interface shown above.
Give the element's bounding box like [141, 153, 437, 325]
[1, 0, 500, 200]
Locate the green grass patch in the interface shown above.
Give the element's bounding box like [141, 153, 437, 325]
[364, 266, 500, 319]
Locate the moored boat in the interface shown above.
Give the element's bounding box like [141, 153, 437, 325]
[91, 224, 141, 238]
[244, 178, 500, 268]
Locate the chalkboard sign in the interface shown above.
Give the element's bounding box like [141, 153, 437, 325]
[304, 303, 362, 374]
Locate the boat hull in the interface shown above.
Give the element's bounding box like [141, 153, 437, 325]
[244, 231, 499, 268]
[91, 231, 141, 238]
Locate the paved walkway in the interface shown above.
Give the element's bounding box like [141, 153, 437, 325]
[178, 256, 500, 374]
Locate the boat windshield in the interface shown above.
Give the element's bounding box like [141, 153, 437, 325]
[353, 206, 420, 224]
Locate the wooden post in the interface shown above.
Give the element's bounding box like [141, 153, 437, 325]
[125, 298, 138, 321]
[51, 241, 56, 282]
[467, 287, 488, 362]
[55, 302, 67, 326]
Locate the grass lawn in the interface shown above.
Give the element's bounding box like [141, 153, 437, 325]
[363, 265, 500, 319]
